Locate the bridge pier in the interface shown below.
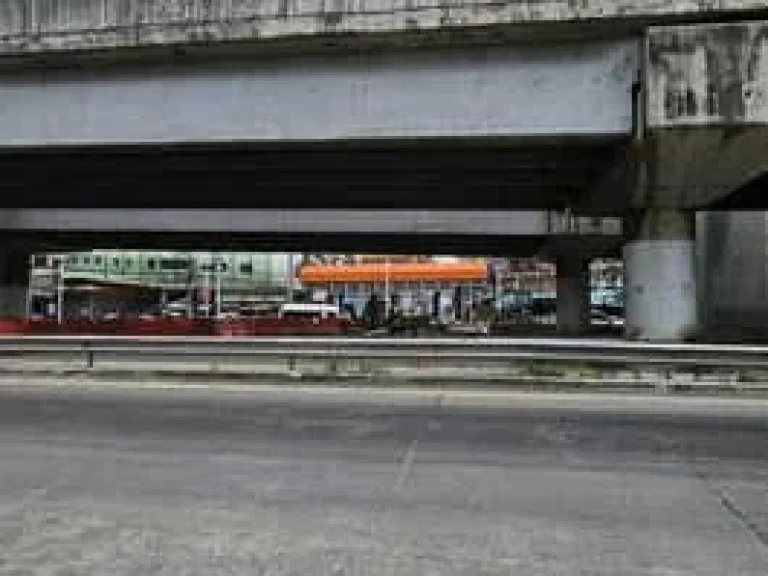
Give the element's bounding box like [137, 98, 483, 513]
[0, 250, 30, 319]
[555, 254, 590, 336]
[624, 209, 697, 342]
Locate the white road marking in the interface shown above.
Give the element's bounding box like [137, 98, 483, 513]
[393, 439, 419, 494]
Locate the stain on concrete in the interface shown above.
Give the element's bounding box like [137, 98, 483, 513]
[647, 21, 768, 127]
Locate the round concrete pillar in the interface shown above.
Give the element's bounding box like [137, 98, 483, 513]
[623, 209, 697, 341]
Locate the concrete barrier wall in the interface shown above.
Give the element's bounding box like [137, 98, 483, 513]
[698, 211, 768, 338]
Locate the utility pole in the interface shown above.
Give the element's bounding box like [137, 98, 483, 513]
[287, 253, 295, 303]
[384, 256, 391, 319]
[24, 254, 33, 320]
[215, 254, 223, 319]
[56, 256, 64, 325]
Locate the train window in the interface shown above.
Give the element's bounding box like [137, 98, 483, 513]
[240, 263, 253, 275]
[69, 255, 78, 264]
[125, 259, 133, 268]
[147, 259, 156, 270]
[83, 257, 90, 265]
[161, 258, 189, 270]
[94, 256, 102, 265]
[113, 258, 120, 268]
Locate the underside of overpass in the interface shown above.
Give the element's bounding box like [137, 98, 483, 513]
[0, 135, 633, 328]
[0, 138, 627, 210]
[708, 172, 768, 211]
[0, 231, 622, 259]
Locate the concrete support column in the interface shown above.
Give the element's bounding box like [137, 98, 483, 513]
[0, 249, 30, 319]
[624, 208, 697, 341]
[555, 255, 590, 336]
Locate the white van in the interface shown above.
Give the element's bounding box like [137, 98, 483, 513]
[278, 303, 344, 321]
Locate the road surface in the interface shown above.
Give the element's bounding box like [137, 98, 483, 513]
[0, 380, 767, 575]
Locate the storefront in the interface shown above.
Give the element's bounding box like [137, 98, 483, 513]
[297, 260, 490, 323]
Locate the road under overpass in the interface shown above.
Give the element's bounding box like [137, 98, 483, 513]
[0, 129, 765, 342]
[1, 19, 768, 343]
[0, 133, 629, 338]
[0, 137, 763, 342]
[0, 204, 624, 336]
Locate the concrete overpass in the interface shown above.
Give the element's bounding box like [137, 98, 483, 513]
[0, 0, 764, 58]
[0, 1, 766, 341]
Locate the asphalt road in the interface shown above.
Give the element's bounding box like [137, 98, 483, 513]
[0, 382, 767, 575]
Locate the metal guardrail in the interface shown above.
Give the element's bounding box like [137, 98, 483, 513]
[2, 335, 768, 373]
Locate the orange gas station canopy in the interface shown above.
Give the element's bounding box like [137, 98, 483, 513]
[298, 262, 489, 284]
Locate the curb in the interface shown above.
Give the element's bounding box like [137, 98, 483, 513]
[1, 367, 767, 397]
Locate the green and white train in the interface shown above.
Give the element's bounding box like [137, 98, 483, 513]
[34, 250, 298, 294]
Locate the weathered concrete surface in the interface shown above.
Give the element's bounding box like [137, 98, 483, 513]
[0, 209, 622, 237]
[0, 0, 763, 57]
[697, 211, 768, 339]
[0, 209, 623, 255]
[592, 20, 768, 212]
[639, 20, 768, 209]
[623, 209, 698, 341]
[0, 41, 637, 144]
[646, 20, 768, 128]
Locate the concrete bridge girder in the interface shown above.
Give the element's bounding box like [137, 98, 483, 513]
[0, 0, 761, 59]
[0, 40, 637, 146]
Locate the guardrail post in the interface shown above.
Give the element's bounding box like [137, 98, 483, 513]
[358, 357, 371, 376]
[655, 368, 670, 394]
[83, 342, 94, 370]
[327, 354, 338, 377]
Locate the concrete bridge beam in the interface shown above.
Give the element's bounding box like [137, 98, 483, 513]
[0, 0, 761, 60]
